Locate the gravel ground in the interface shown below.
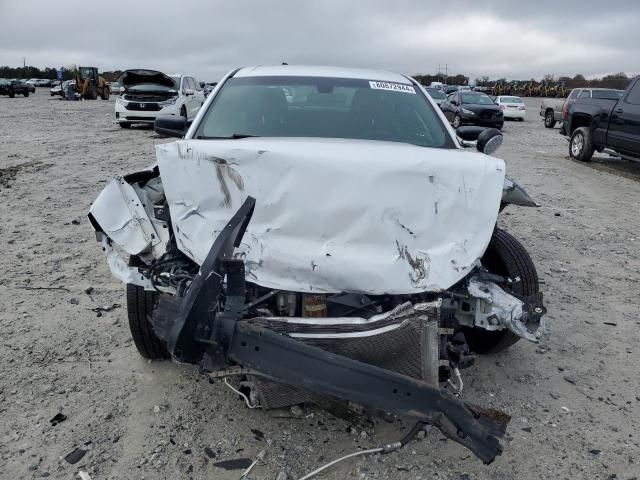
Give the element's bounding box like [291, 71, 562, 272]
[1, 92, 639, 480]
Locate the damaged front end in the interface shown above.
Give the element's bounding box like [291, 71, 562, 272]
[88, 143, 545, 464]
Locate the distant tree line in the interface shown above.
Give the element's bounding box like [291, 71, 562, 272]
[472, 72, 632, 90]
[2, 65, 634, 90]
[0, 65, 123, 81]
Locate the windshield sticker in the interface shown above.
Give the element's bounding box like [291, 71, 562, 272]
[369, 81, 416, 94]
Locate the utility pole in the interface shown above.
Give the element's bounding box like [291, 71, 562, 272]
[437, 64, 449, 84]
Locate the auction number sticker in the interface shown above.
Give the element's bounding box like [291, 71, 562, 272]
[369, 81, 416, 94]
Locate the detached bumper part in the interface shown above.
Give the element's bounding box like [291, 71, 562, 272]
[154, 197, 509, 464]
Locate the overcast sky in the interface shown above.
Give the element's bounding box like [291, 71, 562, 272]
[1, 0, 638, 82]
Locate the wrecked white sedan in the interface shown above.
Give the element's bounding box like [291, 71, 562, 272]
[89, 65, 545, 464]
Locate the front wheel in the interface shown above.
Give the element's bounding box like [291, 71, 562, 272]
[569, 127, 594, 162]
[101, 88, 110, 100]
[463, 229, 540, 354]
[9, 90, 15, 98]
[23, 91, 29, 97]
[126, 257, 170, 360]
[544, 110, 556, 128]
[453, 114, 461, 128]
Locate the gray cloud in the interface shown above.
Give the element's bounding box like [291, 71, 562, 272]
[1, 0, 638, 82]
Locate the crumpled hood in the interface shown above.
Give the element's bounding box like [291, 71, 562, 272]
[155, 138, 506, 294]
[118, 69, 175, 89]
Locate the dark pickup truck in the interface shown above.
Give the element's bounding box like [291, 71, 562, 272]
[564, 76, 640, 162]
[0, 79, 31, 98]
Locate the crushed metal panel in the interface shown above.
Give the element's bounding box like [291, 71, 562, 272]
[100, 235, 154, 289]
[466, 277, 543, 342]
[89, 177, 159, 256]
[155, 138, 506, 294]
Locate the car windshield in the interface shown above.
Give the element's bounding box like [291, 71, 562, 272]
[426, 89, 446, 99]
[461, 93, 495, 105]
[195, 76, 452, 148]
[592, 89, 624, 100]
[500, 97, 523, 103]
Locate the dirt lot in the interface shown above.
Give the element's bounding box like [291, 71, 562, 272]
[1, 91, 639, 480]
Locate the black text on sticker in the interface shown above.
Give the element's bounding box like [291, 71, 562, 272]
[369, 81, 416, 94]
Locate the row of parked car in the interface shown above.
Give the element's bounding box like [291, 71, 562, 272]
[425, 86, 527, 130]
[0, 78, 36, 97]
[538, 78, 640, 162]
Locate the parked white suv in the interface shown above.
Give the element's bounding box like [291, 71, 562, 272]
[114, 69, 205, 129]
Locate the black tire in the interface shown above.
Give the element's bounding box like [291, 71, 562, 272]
[453, 114, 461, 128]
[544, 110, 556, 128]
[181, 105, 188, 122]
[126, 257, 170, 360]
[119, 122, 131, 129]
[9, 90, 15, 98]
[464, 228, 540, 354]
[496, 122, 504, 130]
[569, 127, 594, 162]
[23, 91, 29, 97]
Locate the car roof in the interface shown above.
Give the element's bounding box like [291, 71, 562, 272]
[234, 65, 412, 83]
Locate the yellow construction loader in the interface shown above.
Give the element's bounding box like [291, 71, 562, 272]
[73, 67, 110, 100]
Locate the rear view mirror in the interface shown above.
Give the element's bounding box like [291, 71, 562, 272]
[456, 126, 503, 155]
[477, 128, 503, 155]
[154, 115, 187, 138]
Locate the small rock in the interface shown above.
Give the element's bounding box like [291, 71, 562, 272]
[276, 471, 288, 480]
[360, 431, 367, 439]
[563, 375, 577, 385]
[554, 212, 561, 217]
[64, 447, 86, 464]
[50, 412, 67, 426]
[84, 286, 94, 295]
[560, 406, 570, 413]
[204, 447, 216, 459]
[69, 298, 79, 305]
[77, 472, 91, 480]
[28, 463, 39, 471]
[416, 430, 426, 440]
[290, 405, 303, 418]
[521, 427, 532, 433]
[71, 219, 81, 225]
[589, 449, 601, 455]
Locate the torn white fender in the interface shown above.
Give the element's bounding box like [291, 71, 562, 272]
[100, 235, 154, 289]
[89, 177, 168, 258]
[155, 138, 506, 294]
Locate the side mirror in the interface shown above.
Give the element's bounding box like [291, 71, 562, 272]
[476, 128, 503, 155]
[154, 115, 187, 138]
[184, 88, 195, 96]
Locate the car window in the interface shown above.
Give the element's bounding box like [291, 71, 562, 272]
[500, 96, 523, 103]
[192, 78, 202, 91]
[578, 90, 591, 99]
[569, 89, 580, 99]
[195, 75, 454, 149]
[624, 80, 640, 105]
[461, 93, 494, 105]
[592, 90, 624, 100]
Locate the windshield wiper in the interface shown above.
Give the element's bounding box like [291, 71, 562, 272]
[196, 133, 260, 140]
